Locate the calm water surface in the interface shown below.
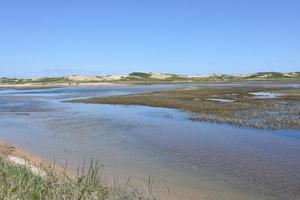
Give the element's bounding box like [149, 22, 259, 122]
[0, 84, 299, 200]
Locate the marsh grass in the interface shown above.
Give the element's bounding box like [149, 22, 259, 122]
[70, 86, 300, 130]
[0, 157, 158, 200]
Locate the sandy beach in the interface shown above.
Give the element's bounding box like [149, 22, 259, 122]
[0, 140, 50, 175]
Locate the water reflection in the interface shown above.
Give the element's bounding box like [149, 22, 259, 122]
[0, 84, 299, 200]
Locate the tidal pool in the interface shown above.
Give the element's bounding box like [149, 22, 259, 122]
[0, 84, 299, 200]
[249, 92, 284, 98]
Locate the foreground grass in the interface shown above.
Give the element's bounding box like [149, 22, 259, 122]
[0, 157, 157, 200]
[70, 86, 300, 130]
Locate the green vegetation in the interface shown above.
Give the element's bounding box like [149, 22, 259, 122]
[128, 72, 152, 78]
[0, 157, 157, 200]
[0, 78, 33, 84]
[246, 72, 300, 79]
[70, 86, 300, 130]
[33, 77, 71, 83]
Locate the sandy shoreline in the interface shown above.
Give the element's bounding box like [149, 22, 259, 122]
[0, 82, 128, 90]
[1, 80, 299, 91]
[0, 140, 48, 173]
[0, 139, 44, 163]
[0, 140, 68, 177]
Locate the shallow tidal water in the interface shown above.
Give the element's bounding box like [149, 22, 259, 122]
[0, 84, 300, 200]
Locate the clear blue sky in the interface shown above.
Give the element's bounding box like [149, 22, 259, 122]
[0, 0, 299, 77]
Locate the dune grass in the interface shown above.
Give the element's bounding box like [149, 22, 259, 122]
[1, 72, 299, 86]
[0, 157, 157, 200]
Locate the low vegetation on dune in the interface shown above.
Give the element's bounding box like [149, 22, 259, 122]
[71, 86, 300, 130]
[1, 71, 300, 86]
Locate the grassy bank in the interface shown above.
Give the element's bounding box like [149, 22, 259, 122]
[0, 158, 110, 200]
[70, 86, 300, 130]
[0, 141, 157, 200]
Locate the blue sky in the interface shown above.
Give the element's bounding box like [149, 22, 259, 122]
[0, 0, 299, 77]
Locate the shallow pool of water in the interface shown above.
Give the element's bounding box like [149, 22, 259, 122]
[0, 84, 299, 200]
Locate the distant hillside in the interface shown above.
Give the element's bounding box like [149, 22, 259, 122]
[0, 72, 299, 85]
